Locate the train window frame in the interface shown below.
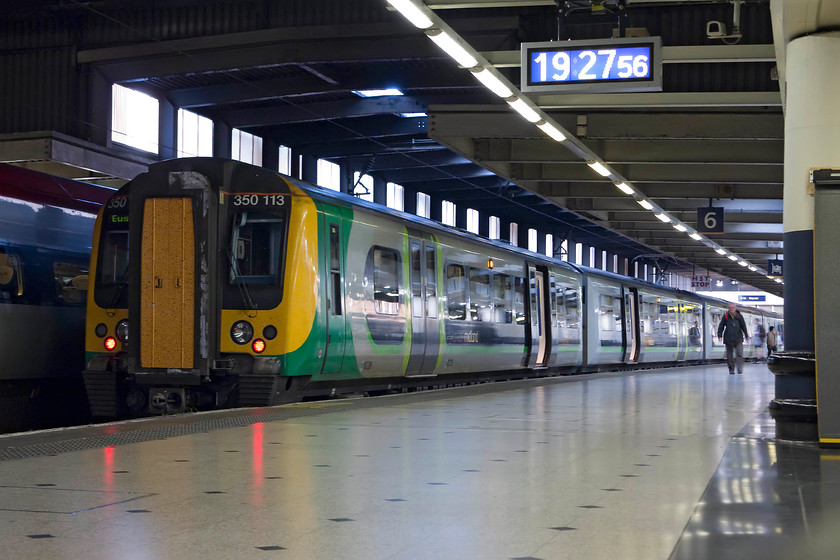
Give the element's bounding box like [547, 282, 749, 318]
[514, 276, 527, 325]
[424, 245, 437, 318]
[370, 247, 401, 316]
[445, 262, 467, 321]
[564, 287, 579, 329]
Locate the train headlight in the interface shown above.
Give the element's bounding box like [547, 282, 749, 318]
[231, 321, 254, 345]
[115, 319, 129, 343]
[252, 339, 266, 354]
[104, 337, 117, 351]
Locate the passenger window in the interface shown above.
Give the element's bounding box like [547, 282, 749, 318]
[411, 243, 422, 318]
[425, 246, 437, 318]
[329, 223, 341, 315]
[564, 287, 579, 328]
[493, 274, 512, 324]
[469, 269, 491, 322]
[549, 274, 558, 327]
[446, 263, 466, 320]
[599, 295, 615, 332]
[372, 248, 400, 315]
[0, 249, 23, 299]
[54, 262, 89, 305]
[514, 277, 527, 325]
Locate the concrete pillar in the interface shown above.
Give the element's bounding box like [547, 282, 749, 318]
[455, 205, 468, 231]
[158, 97, 176, 161]
[300, 154, 318, 186]
[536, 231, 546, 256]
[403, 186, 417, 215]
[429, 194, 443, 223]
[779, 33, 840, 400]
[263, 138, 279, 171]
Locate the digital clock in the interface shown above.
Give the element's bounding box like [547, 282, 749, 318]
[521, 37, 662, 94]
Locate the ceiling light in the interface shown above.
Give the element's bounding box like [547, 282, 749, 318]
[428, 30, 478, 69]
[386, 0, 434, 29]
[748, 266, 757, 271]
[728, 255, 738, 261]
[587, 161, 611, 177]
[615, 182, 634, 195]
[536, 121, 567, 142]
[689, 233, 702, 241]
[398, 112, 427, 118]
[715, 248, 727, 255]
[673, 223, 687, 232]
[775, 278, 783, 283]
[656, 213, 671, 223]
[506, 98, 541, 123]
[637, 199, 653, 210]
[471, 68, 512, 98]
[738, 260, 748, 267]
[352, 88, 404, 97]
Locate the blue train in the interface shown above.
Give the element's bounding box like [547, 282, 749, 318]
[0, 163, 113, 432]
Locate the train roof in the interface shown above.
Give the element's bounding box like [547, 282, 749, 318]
[0, 163, 115, 214]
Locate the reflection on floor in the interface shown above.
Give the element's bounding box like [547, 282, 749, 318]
[0, 363, 838, 560]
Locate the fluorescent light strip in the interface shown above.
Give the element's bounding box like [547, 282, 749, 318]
[615, 182, 634, 195]
[748, 266, 757, 271]
[728, 255, 738, 261]
[386, 0, 433, 29]
[689, 232, 702, 241]
[471, 68, 512, 98]
[637, 199, 654, 210]
[673, 223, 687, 232]
[656, 213, 671, 223]
[352, 88, 404, 97]
[428, 30, 478, 68]
[536, 121, 567, 142]
[738, 260, 749, 267]
[507, 98, 541, 123]
[715, 248, 727, 255]
[587, 161, 611, 177]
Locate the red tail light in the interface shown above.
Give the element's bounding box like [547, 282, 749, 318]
[104, 337, 117, 351]
[252, 339, 266, 354]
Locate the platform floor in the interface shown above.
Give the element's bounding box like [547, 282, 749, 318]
[1, 363, 839, 560]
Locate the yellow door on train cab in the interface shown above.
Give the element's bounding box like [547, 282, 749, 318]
[140, 198, 195, 369]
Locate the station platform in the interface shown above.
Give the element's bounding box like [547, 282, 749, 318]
[1, 363, 838, 560]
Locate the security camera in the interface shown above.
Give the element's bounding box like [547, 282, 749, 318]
[706, 21, 727, 38]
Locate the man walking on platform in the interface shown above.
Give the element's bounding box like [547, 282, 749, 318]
[717, 302, 750, 374]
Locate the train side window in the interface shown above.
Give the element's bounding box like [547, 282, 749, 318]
[514, 277, 526, 325]
[599, 295, 615, 332]
[469, 268, 490, 322]
[54, 262, 88, 305]
[446, 263, 466, 320]
[556, 283, 566, 327]
[564, 287, 579, 328]
[549, 274, 558, 327]
[329, 223, 342, 315]
[410, 243, 422, 318]
[493, 274, 512, 323]
[0, 250, 23, 299]
[372, 247, 400, 315]
[425, 246, 437, 318]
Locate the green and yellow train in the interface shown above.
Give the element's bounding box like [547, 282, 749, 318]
[82, 158, 782, 417]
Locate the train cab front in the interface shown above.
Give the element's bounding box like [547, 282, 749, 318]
[82, 158, 312, 419]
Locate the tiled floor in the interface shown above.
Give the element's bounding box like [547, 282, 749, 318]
[1, 363, 837, 560]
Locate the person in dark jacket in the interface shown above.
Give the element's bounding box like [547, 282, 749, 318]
[717, 302, 750, 374]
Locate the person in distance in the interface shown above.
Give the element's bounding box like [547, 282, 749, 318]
[717, 302, 750, 374]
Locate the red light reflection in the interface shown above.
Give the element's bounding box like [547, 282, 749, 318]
[103, 446, 114, 488]
[252, 423, 264, 489]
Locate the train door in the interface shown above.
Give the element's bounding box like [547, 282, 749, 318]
[140, 197, 195, 369]
[321, 213, 346, 374]
[623, 287, 640, 362]
[531, 265, 550, 367]
[405, 234, 440, 375]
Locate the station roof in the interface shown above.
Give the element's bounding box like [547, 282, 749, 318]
[3, 0, 837, 297]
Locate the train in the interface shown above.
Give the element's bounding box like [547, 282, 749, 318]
[81, 157, 783, 418]
[0, 163, 113, 432]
